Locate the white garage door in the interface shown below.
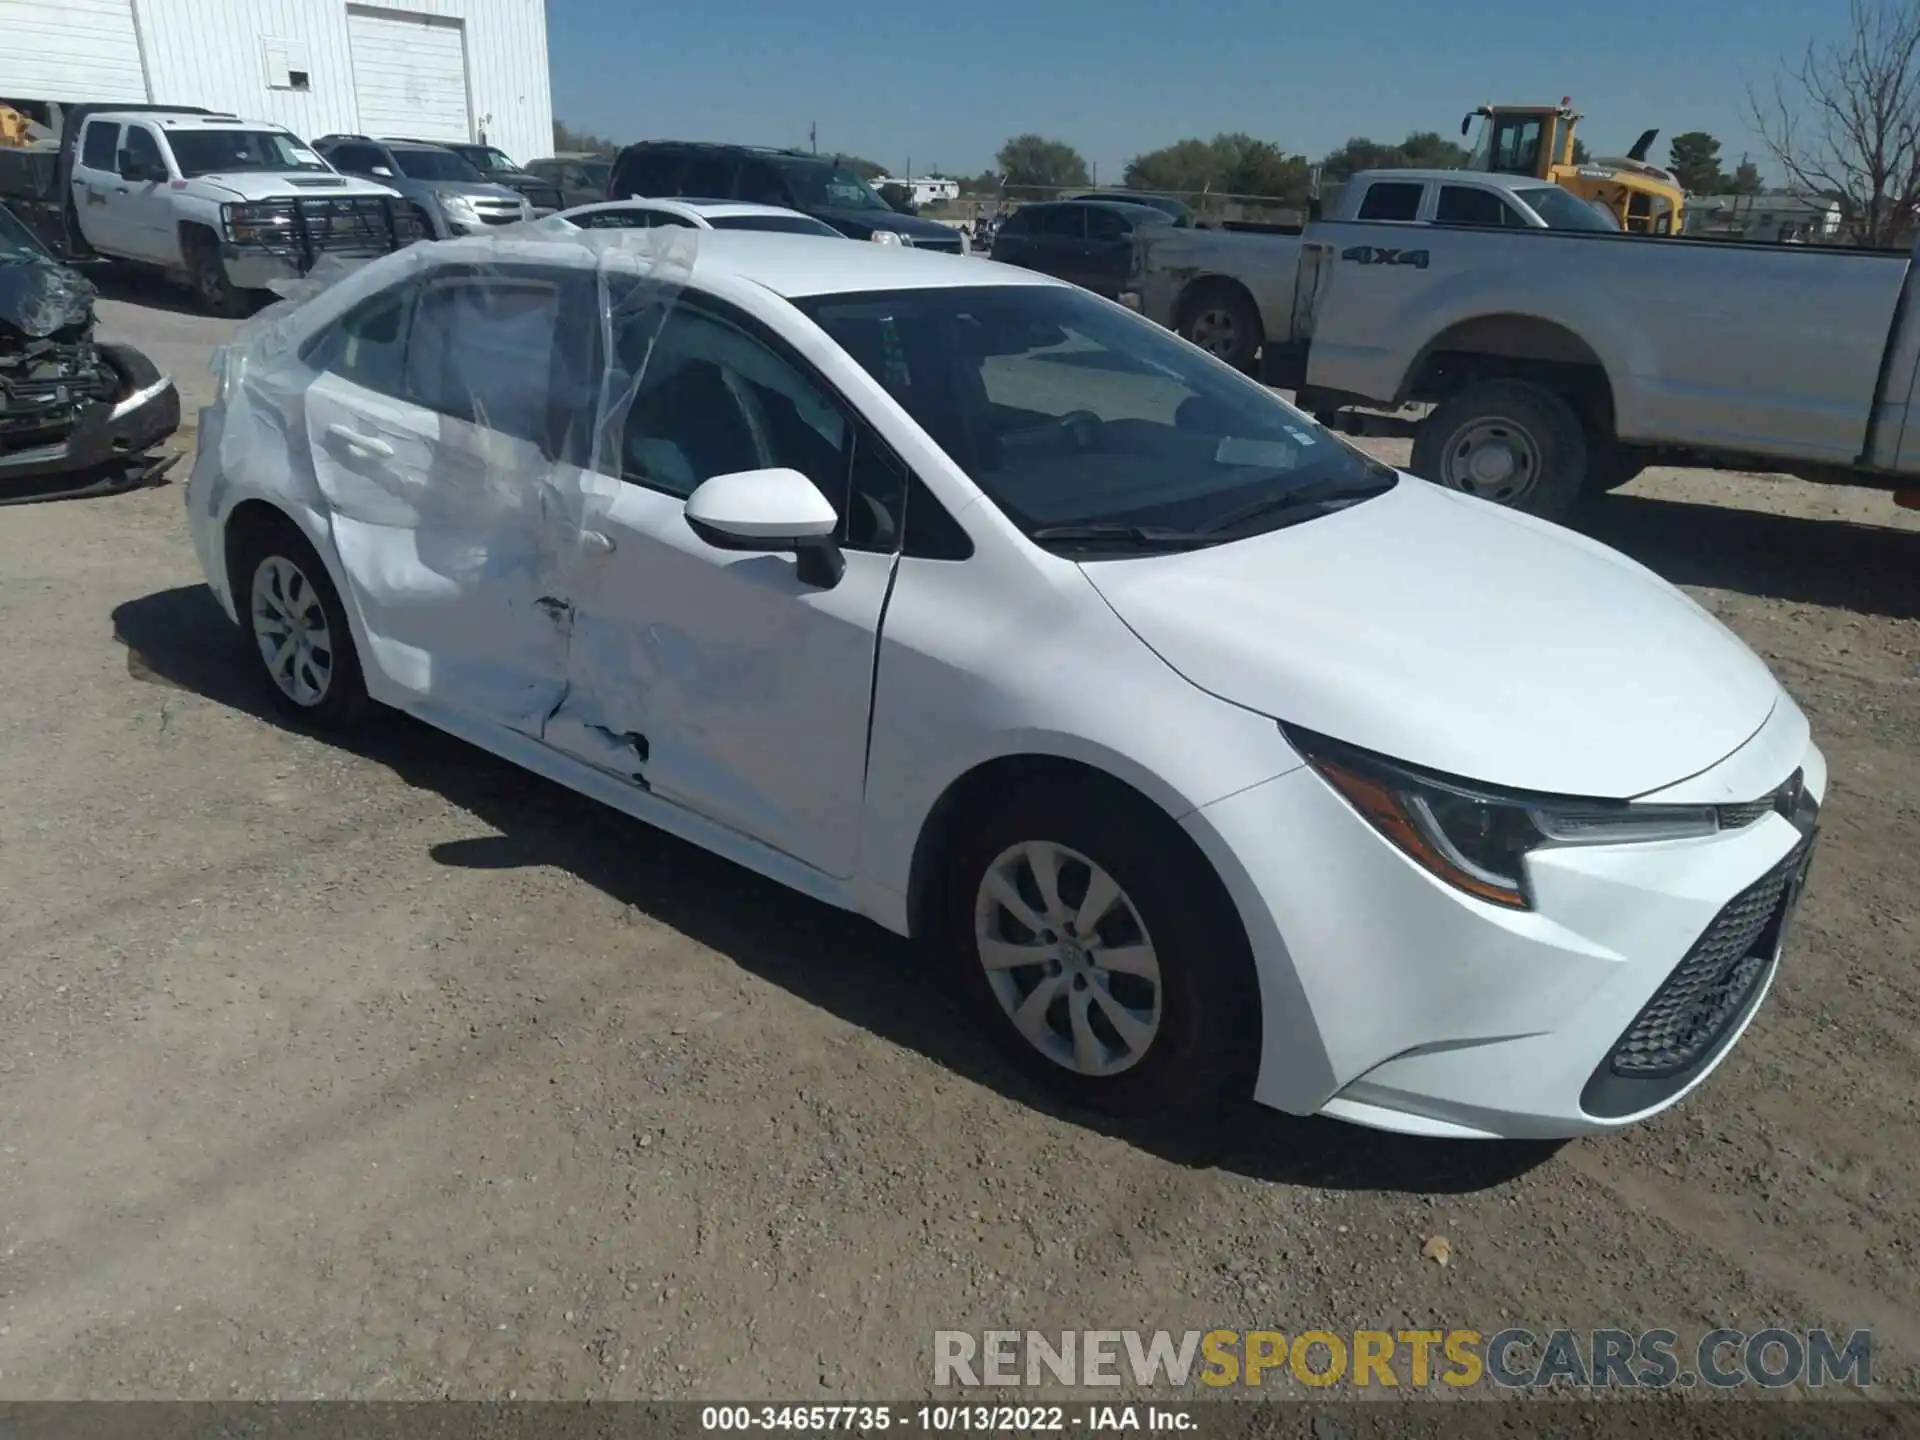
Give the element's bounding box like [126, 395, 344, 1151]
[0, 0, 147, 103]
[346, 7, 470, 143]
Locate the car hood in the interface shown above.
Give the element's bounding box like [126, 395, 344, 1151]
[812, 207, 958, 241]
[1080, 477, 1782, 798]
[423, 180, 528, 203]
[196, 172, 398, 202]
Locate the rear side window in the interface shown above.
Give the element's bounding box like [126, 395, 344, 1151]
[1086, 208, 1131, 241]
[995, 209, 1029, 235]
[1434, 185, 1519, 227]
[1356, 182, 1422, 222]
[736, 158, 792, 207]
[80, 121, 120, 171]
[611, 147, 686, 198]
[575, 209, 656, 229]
[405, 276, 562, 443]
[1030, 207, 1083, 238]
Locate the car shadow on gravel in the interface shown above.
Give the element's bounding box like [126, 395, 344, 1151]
[1576, 492, 1920, 619]
[113, 583, 1561, 1198]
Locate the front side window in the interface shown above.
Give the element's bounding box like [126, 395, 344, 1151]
[771, 159, 890, 213]
[121, 127, 165, 175]
[614, 302, 853, 528]
[1435, 185, 1522, 228]
[393, 148, 485, 183]
[792, 284, 1395, 550]
[404, 275, 562, 442]
[1515, 186, 1621, 231]
[169, 129, 329, 177]
[465, 146, 520, 174]
[613, 149, 685, 197]
[736, 159, 792, 207]
[679, 153, 737, 199]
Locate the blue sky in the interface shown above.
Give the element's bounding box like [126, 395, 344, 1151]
[546, 0, 1833, 180]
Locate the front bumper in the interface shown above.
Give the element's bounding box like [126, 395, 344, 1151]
[0, 373, 180, 505]
[223, 245, 394, 291]
[1187, 712, 1826, 1140]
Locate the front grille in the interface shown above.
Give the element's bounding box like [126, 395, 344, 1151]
[1608, 839, 1812, 1079]
[471, 197, 525, 226]
[297, 196, 393, 252]
[1715, 767, 1805, 832]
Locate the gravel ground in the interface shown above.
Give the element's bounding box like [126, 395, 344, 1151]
[0, 286, 1915, 1402]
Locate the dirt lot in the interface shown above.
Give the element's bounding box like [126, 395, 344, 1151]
[0, 288, 1915, 1402]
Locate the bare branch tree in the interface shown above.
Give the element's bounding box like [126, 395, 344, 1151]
[1747, 0, 1920, 245]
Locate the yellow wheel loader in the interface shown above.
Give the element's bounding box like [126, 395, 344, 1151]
[1460, 99, 1687, 235]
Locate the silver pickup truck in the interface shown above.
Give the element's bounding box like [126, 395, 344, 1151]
[1125, 167, 1920, 519]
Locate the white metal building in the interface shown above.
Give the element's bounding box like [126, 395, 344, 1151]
[0, 0, 554, 168]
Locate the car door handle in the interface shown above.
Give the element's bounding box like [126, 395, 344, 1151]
[580, 530, 616, 555]
[326, 423, 394, 458]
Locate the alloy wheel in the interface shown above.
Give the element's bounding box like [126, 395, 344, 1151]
[250, 554, 334, 707]
[972, 841, 1163, 1077]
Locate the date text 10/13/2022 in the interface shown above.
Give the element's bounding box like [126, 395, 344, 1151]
[701, 1405, 1197, 1432]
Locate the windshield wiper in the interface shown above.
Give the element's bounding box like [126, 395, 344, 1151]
[1028, 522, 1220, 551]
[1198, 471, 1397, 536]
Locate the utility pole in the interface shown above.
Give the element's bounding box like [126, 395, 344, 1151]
[809, 122, 817, 154]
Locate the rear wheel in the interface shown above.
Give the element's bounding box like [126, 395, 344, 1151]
[233, 519, 368, 728]
[1589, 445, 1647, 493]
[1411, 379, 1589, 521]
[944, 777, 1260, 1117]
[1178, 282, 1263, 372]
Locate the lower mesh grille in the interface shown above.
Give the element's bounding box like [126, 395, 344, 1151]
[1608, 840, 1811, 1078]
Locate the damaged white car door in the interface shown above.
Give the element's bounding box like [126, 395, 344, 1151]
[546, 292, 905, 878]
[302, 263, 579, 735]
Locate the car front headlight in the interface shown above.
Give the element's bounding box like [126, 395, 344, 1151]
[869, 229, 905, 246]
[1285, 726, 1719, 910]
[439, 192, 479, 221]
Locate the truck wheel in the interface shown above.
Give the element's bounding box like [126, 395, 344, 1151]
[1411, 380, 1589, 522]
[98, 341, 161, 398]
[1178, 282, 1262, 373]
[183, 230, 253, 318]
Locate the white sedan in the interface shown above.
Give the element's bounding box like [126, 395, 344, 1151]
[538, 197, 847, 238]
[186, 230, 1823, 1140]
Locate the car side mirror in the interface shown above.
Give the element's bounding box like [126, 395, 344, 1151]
[371, 166, 393, 178]
[683, 467, 845, 587]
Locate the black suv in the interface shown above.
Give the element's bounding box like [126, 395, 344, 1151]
[606, 142, 966, 253]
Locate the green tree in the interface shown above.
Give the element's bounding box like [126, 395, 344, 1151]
[833, 155, 888, 182]
[957, 170, 1002, 197]
[1667, 131, 1728, 193]
[1730, 158, 1764, 194]
[1123, 133, 1310, 199]
[996, 134, 1091, 191]
[1318, 130, 1468, 180]
[1397, 130, 1470, 169]
[1123, 137, 1221, 193]
[552, 120, 618, 155]
[1572, 138, 1591, 164]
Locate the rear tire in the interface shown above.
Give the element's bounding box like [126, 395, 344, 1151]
[1589, 445, 1647, 493]
[943, 776, 1260, 1118]
[1177, 281, 1263, 373]
[232, 518, 368, 729]
[98, 340, 161, 397]
[1411, 379, 1589, 522]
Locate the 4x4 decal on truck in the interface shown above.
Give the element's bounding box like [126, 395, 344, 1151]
[1341, 245, 1429, 269]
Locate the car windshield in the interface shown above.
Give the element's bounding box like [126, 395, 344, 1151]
[465, 146, 521, 173]
[792, 284, 1396, 549]
[773, 159, 890, 212]
[395, 148, 485, 182]
[0, 203, 52, 261]
[1515, 185, 1621, 231]
[169, 130, 331, 177]
[710, 213, 840, 236]
[580, 160, 612, 188]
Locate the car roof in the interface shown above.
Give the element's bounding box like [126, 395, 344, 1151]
[1349, 167, 1551, 192]
[1024, 198, 1173, 218]
[561, 199, 818, 223]
[432, 227, 1057, 298]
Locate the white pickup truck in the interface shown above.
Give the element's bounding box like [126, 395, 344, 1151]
[0, 106, 420, 316]
[1125, 167, 1920, 518]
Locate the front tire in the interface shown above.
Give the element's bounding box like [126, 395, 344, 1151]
[183, 228, 253, 318]
[1411, 379, 1589, 521]
[944, 778, 1260, 1117]
[234, 520, 368, 728]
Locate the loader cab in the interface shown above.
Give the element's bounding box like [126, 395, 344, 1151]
[1461, 102, 1577, 180]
